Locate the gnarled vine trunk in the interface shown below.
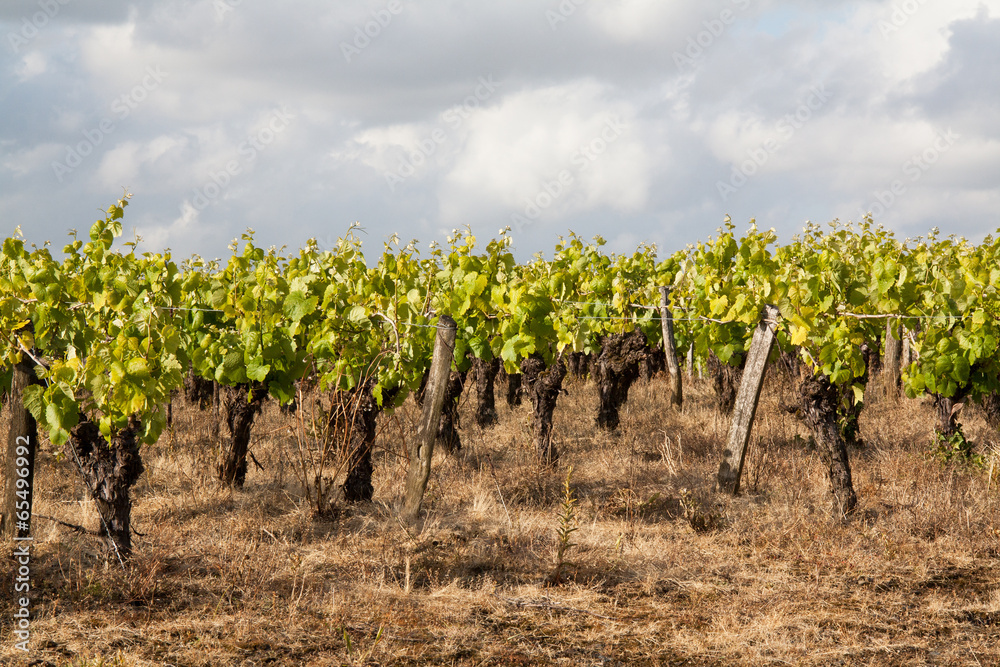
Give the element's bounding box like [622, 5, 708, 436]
[437, 371, 466, 453]
[217, 383, 268, 487]
[836, 342, 875, 449]
[933, 390, 969, 440]
[979, 392, 1000, 430]
[865, 334, 882, 383]
[640, 341, 666, 382]
[473, 357, 500, 428]
[521, 357, 567, 464]
[416, 369, 466, 453]
[708, 351, 745, 416]
[838, 385, 865, 449]
[593, 330, 648, 431]
[566, 352, 591, 380]
[798, 374, 857, 516]
[337, 382, 383, 503]
[500, 365, 523, 407]
[70, 417, 144, 561]
[183, 366, 215, 410]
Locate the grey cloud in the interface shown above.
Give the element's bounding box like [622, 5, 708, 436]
[902, 12, 1000, 132]
[2, 0, 1000, 263]
[0, 1, 132, 22]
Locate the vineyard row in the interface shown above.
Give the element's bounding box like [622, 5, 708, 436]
[2, 194, 999, 559]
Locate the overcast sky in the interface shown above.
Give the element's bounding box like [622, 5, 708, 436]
[2, 1, 998, 262]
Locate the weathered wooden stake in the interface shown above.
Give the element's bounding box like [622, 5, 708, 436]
[883, 317, 901, 399]
[2, 342, 41, 539]
[659, 287, 683, 409]
[900, 327, 911, 371]
[210, 379, 221, 442]
[717, 305, 780, 494]
[402, 315, 457, 524]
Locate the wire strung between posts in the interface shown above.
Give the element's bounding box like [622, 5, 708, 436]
[553, 299, 659, 311]
[21, 295, 989, 325]
[159, 305, 453, 328]
[19, 299, 229, 315]
[574, 314, 744, 324]
[156, 305, 226, 313]
[400, 322, 455, 330]
[554, 297, 983, 324]
[835, 310, 967, 321]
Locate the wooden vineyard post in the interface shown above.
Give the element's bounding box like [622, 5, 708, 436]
[210, 380, 221, 442]
[2, 337, 42, 539]
[901, 330, 911, 370]
[717, 305, 780, 494]
[402, 315, 457, 525]
[883, 317, 901, 399]
[659, 287, 683, 409]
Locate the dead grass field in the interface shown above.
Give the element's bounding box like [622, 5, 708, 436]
[2, 371, 1000, 666]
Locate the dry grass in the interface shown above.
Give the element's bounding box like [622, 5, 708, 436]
[3, 372, 1000, 666]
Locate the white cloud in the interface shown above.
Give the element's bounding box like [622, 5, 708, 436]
[586, 1, 700, 42]
[2, 142, 62, 177]
[341, 123, 452, 181]
[438, 81, 651, 226]
[138, 199, 202, 257]
[860, 1, 997, 83]
[95, 135, 186, 189]
[14, 51, 47, 80]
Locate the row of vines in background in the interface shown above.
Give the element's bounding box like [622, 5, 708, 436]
[2, 193, 999, 560]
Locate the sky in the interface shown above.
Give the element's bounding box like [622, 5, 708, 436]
[2, 0, 999, 263]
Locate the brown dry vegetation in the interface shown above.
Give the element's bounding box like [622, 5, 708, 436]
[3, 370, 1000, 666]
